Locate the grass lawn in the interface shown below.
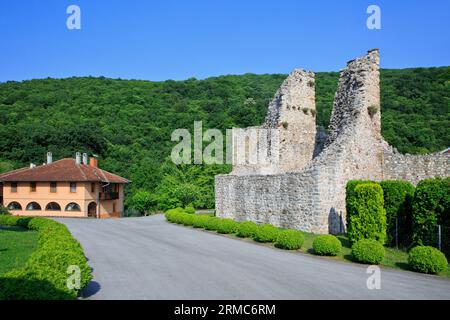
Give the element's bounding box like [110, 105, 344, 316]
[0, 226, 39, 275]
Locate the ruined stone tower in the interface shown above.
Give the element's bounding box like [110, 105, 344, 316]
[216, 49, 449, 234]
[231, 69, 316, 175]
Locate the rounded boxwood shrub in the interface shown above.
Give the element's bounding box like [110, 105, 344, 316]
[312, 234, 342, 256]
[216, 219, 239, 234]
[184, 206, 195, 214]
[204, 217, 221, 231]
[253, 224, 280, 243]
[191, 214, 211, 228]
[351, 239, 385, 264]
[274, 230, 304, 250]
[180, 213, 195, 226]
[408, 246, 448, 274]
[236, 221, 258, 238]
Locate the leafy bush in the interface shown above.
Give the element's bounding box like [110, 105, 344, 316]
[412, 178, 450, 257]
[164, 207, 185, 223]
[351, 239, 385, 264]
[215, 219, 239, 234]
[253, 224, 280, 243]
[408, 246, 448, 274]
[127, 190, 156, 214]
[312, 234, 342, 256]
[184, 206, 196, 214]
[347, 183, 387, 244]
[191, 214, 211, 228]
[275, 230, 304, 250]
[204, 217, 222, 231]
[0, 205, 10, 215]
[180, 213, 195, 226]
[0, 216, 92, 300]
[236, 221, 259, 238]
[380, 180, 415, 247]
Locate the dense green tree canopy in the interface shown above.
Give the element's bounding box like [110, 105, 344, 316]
[0, 67, 448, 211]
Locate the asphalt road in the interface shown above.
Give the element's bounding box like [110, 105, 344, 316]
[57, 215, 450, 300]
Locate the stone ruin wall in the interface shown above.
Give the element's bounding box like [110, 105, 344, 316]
[215, 49, 450, 234]
[231, 69, 317, 175]
[382, 147, 450, 185]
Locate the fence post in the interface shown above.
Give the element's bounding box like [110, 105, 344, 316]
[438, 225, 441, 251]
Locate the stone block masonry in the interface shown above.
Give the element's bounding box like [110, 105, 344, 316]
[215, 49, 450, 234]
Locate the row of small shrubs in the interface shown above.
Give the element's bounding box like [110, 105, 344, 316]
[165, 209, 306, 251]
[0, 215, 92, 299]
[165, 209, 346, 255]
[349, 238, 448, 274]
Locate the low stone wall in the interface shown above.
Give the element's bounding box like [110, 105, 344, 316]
[215, 167, 326, 233]
[383, 151, 450, 185]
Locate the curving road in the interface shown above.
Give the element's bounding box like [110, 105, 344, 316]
[57, 215, 450, 300]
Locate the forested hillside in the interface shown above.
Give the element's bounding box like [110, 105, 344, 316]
[0, 67, 448, 212]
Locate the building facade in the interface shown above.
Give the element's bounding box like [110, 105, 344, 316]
[0, 153, 129, 218]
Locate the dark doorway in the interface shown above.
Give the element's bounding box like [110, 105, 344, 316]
[88, 202, 97, 218]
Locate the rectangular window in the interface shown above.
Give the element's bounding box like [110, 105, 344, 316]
[91, 183, 95, 193]
[50, 182, 57, 193]
[30, 182, 36, 192]
[70, 182, 77, 193]
[11, 182, 17, 193]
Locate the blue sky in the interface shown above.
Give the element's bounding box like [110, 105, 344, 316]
[0, 0, 449, 82]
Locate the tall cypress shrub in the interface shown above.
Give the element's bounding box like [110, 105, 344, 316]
[412, 178, 450, 257]
[346, 180, 375, 230]
[347, 183, 387, 244]
[380, 180, 415, 247]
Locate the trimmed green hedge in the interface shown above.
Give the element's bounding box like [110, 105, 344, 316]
[216, 219, 239, 234]
[0, 216, 92, 300]
[275, 230, 304, 250]
[312, 234, 342, 256]
[236, 221, 258, 238]
[351, 239, 385, 264]
[346, 180, 374, 218]
[192, 214, 211, 228]
[408, 246, 448, 274]
[253, 224, 281, 243]
[347, 182, 387, 244]
[204, 217, 222, 231]
[412, 178, 450, 257]
[380, 180, 415, 248]
[184, 206, 195, 214]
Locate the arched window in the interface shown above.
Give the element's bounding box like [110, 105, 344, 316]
[7, 202, 22, 211]
[45, 202, 61, 211]
[26, 202, 41, 211]
[65, 202, 81, 212]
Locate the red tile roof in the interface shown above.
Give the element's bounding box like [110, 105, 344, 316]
[0, 159, 130, 183]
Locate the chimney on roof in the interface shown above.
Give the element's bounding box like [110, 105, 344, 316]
[89, 157, 98, 168]
[47, 152, 53, 164]
[82, 153, 88, 165]
[75, 152, 81, 165]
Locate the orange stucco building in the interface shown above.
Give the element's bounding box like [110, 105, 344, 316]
[0, 153, 130, 218]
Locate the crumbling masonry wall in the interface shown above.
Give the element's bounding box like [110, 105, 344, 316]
[215, 49, 450, 234]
